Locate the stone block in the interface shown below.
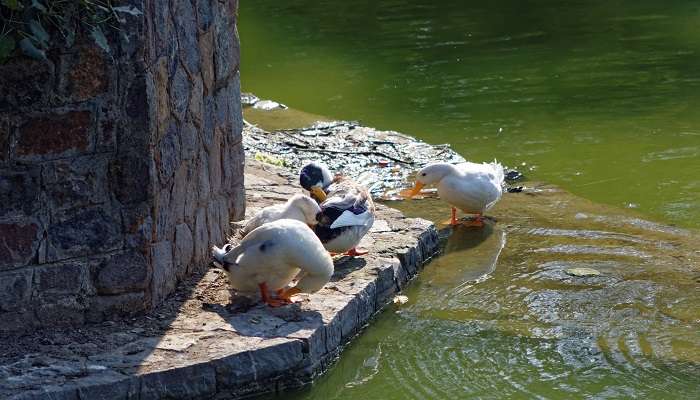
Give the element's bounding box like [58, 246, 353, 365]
[193, 207, 209, 262]
[149, 240, 175, 306]
[188, 76, 204, 129]
[173, 0, 200, 76]
[35, 295, 87, 326]
[250, 339, 305, 381]
[170, 64, 190, 123]
[34, 261, 93, 295]
[86, 292, 146, 323]
[125, 78, 149, 141]
[42, 155, 110, 212]
[93, 250, 149, 295]
[0, 269, 33, 312]
[213, 351, 255, 389]
[155, 188, 175, 242]
[0, 58, 54, 110]
[198, 29, 215, 95]
[157, 122, 181, 185]
[14, 110, 93, 163]
[180, 122, 197, 162]
[207, 198, 223, 246]
[0, 216, 42, 269]
[59, 45, 108, 102]
[138, 362, 217, 400]
[108, 150, 150, 204]
[47, 207, 122, 262]
[0, 167, 42, 218]
[122, 204, 153, 250]
[174, 223, 193, 279]
[213, 0, 239, 86]
[196, 0, 214, 31]
[96, 107, 117, 152]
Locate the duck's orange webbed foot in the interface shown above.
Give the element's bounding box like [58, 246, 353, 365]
[345, 247, 368, 256]
[441, 207, 460, 226]
[259, 282, 292, 307]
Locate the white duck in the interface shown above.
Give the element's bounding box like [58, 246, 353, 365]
[299, 162, 375, 256]
[403, 161, 504, 226]
[239, 194, 321, 237]
[212, 219, 333, 307]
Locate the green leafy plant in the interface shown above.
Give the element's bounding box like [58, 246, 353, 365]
[0, 0, 142, 63]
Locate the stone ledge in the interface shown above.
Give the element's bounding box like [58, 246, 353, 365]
[0, 160, 439, 400]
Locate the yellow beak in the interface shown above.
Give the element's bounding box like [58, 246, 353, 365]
[400, 181, 425, 198]
[311, 186, 328, 202]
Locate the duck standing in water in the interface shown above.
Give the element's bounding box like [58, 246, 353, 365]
[212, 219, 334, 307]
[403, 161, 504, 226]
[299, 162, 375, 256]
[239, 194, 321, 237]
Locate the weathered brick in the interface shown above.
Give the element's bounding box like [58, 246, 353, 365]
[15, 110, 93, 162]
[94, 250, 150, 295]
[0, 217, 42, 269]
[47, 207, 122, 262]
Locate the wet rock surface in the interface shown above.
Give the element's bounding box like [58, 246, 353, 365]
[0, 160, 440, 400]
[243, 120, 523, 198]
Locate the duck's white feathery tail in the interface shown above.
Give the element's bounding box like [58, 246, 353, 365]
[489, 159, 505, 186]
[211, 245, 228, 264]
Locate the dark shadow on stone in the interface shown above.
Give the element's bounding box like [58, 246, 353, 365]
[330, 256, 367, 282]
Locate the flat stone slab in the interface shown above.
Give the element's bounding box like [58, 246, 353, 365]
[0, 160, 439, 400]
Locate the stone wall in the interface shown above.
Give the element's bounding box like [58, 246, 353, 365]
[0, 0, 244, 332]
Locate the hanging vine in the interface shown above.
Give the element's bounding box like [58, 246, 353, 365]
[0, 0, 142, 64]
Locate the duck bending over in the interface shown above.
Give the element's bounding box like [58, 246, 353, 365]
[240, 194, 321, 237]
[403, 161, 504, 226]
[212, 219, 334, 307]
[299, 162, 375, 256]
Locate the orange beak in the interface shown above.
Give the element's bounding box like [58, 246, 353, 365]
[400, 181, 425, 198]
[311, 186, 328, 202]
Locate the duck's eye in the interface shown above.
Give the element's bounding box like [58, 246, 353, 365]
[421, 172, 427, 177]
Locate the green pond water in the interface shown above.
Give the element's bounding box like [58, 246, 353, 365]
[238, 1, 700, 399]
[239, 0, 700, 229]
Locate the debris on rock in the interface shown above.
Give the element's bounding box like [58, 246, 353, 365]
[565, 267, 601, 277]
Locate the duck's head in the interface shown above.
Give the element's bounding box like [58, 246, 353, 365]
[299, 162, 334, 202]
[403, 163, 455, 197]
[288, 194, 323, 226]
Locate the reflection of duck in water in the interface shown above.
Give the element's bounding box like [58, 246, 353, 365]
[299, 162, 376, 256]
[403, 161, 504, 226]
[211, 219, 333, 307]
